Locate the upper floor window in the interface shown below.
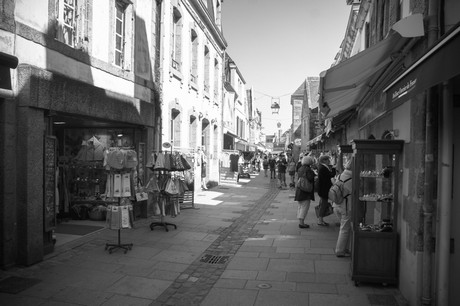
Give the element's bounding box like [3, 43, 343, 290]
[214, 58, 219, 100]
[204, 46, 210, 93]
[215, 1, 222, 30]
[114, 2, 126, 67]
[171, 7, 183, 71]
[190, 29, 198, 83]
[55, 0, 88, 49]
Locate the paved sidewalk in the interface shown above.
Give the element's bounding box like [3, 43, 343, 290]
[0, 172, 408, 306]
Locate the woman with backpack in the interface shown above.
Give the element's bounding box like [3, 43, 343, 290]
[294, 156, 316, 228]
[333, 158, 353, 257]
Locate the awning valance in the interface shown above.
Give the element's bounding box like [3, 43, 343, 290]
[384, 23, 460, 104]
[319, 33, 408, 118]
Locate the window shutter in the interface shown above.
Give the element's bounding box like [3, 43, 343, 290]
[189, 116, 197, 150]
[123, 5, 133, 71]
[175, 22, 183, 70]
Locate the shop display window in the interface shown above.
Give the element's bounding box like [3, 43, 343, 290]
[57, 128, 135, 220]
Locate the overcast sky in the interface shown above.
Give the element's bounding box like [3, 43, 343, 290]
[221, 0, 351, 135]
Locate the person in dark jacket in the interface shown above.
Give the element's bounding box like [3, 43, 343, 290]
[316, 154, 336, 226]
[277, 155, 288, 188]
[294, 156, 316, 228]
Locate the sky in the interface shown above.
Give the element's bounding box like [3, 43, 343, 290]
[221, 0, 351, 136]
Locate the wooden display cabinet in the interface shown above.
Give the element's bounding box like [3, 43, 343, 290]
[350, 139, 404, 286]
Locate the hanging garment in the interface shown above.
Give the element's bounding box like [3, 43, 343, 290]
[230, 154, 239, 172]
[146, 152, 155, 168]
[113, 174, 122, 197]
[154, 153, 165, 170]
[174, 152, 184, 171]
[164, 153, 172, 171]
[108, 205, 121, 230]
[124, 149, 138, 169]
[121, 205, 131, 228]
[122, 173, 131, 197]
[107, 149, 125, 169]
[145, 173, 160, 193]
[164, 178, 179, 196]
[180, 154, 191, 170]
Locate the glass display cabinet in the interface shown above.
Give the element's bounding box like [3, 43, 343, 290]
[350, 139, 404, 286]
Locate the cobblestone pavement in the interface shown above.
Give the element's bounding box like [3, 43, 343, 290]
[151, 180, 280, 306]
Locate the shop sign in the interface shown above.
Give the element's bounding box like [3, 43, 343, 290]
[391, 78, 417, 103]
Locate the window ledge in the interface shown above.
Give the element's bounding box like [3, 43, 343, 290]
[169, 67, 183, 82]
[189, 81, 198, 92]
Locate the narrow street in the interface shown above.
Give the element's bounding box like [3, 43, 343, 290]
[0, 172, 407, 306]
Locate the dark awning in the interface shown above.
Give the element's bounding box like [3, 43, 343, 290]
[384, 23, 460, 104]
[319, 33, 408, 118]
[0, 51, 19, 98]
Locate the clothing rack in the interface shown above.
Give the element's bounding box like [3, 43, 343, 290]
[105, 197, 133, 254]
[103, 148, 137, 253]
[148, 149, 181, 232]
[149, 191, 178, 232]
[105, 170, 134, 254]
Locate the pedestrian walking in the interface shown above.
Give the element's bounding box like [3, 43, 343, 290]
[197, 147, 208, 190]
[287, 154, 297, 188]
[294, 156, 316, 228]
[316, 155, 336, 226]
[269, 155, 276, 179]
[333, 158, 353, 257]
[277, 154, 288, 188]
[262, 155, 269, 177]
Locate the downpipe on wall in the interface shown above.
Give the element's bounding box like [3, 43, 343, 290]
[421, 0, 439, 305]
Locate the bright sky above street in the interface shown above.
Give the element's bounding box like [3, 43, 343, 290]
[222, 0, 351, 136]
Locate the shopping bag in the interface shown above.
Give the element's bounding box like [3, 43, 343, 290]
[314, 202, 334, 218]
[135, 190, 148, 202]
[164, 178, 179, 195]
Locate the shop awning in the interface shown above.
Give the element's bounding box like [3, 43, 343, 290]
[0, 51, 19, 98]
[224, 128, 239, 139]
[384, 23, 460, 104]
[319, 33, 408, 118]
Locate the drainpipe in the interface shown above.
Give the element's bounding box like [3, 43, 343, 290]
[436, 80, 453, 306]
[421, 0, 439, 305]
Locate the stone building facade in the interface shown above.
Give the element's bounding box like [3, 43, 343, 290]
[319, 0, 460, 305]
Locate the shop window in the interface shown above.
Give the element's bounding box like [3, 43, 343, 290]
[55, 128, 135, 220]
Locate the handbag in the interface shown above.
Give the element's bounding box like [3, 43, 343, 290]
[297, 176, 313, 192]
[164, 178, 179, 195]
[315, 202, 334, 218]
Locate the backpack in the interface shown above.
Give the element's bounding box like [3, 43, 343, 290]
[288, 161, 296, 172]
[263, 159, 269, 166]
[328, 176, 351, 204]
[297, 176, 313, 192]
